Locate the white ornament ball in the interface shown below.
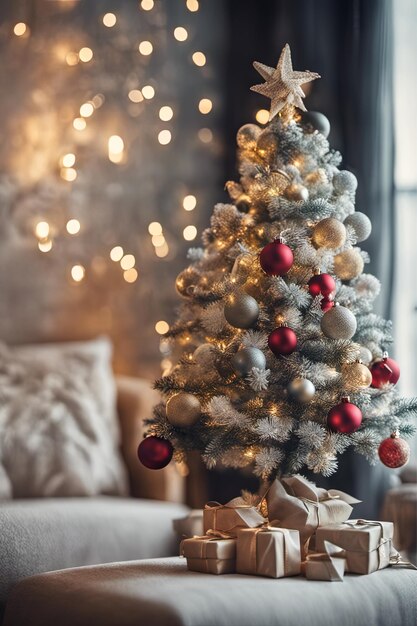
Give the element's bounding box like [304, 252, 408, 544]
[224, 293, 259, 329]
[285, 183, 309, 202]
[231, 347, 266, 377]
[193, 344, 215, 367]
[358, 346, 373, 365]
[166, 392, 201, 428]
[333, 170, 358, 194]
[287, 378, 316, 402]
[321, 303, 357, 340]
[312, 217, 347, 249]
[344, 212, 372, 243]
[236, 124, 262, 150]
[333, 249, 364, 280]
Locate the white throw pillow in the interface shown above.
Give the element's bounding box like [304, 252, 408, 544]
[0, 337, 128, 498]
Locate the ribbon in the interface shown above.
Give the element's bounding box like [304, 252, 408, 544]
[343, 519, 392, 569]
[180, 528, 235, 559]
[204, 498, 265, 536]
[241, 525, 301, 578]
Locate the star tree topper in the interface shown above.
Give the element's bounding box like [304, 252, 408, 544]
[251, 44, 320, 121]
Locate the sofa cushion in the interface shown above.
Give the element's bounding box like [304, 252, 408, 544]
[0, 337, 128, 498]
[0, 497, 188, 606]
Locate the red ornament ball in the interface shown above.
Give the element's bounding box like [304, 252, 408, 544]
[308, 273, 336, 297]
[371, 356, 400, 388]
[137, 436, 173, 470]
[260, 240, 294, 276]
[378, 433, 410, 468]
[327, 398, 362, 434]
[268, 327, 297, 356]
[321, 296, 334, 312]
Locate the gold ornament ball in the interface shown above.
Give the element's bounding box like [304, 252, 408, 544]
[333, 249, 364, 280]
[256, 130, 278, 160]
[285, 183, 309, 202]
[236, 124, 262, 150]
[175, 268, 199, 297]
[312, 217, 347, 249]
[342, 361, 372, 389]
[166, 392, 201, 428]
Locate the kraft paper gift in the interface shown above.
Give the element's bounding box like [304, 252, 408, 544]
[315, 519, 394, 574]
[181, 534, 237, 575]
[305, 540, 346, 581]
[236, 526, 301, 578]
[266, 475, 360, 556]
[204, 498, 265, 537]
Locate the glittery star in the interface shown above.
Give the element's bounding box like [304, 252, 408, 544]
[251, 44, 320, 121]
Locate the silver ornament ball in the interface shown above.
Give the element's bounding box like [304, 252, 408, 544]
[285, 183, 309, 202]
[224, 293, 260, 329]
[358, 346, 373, 365]
[344, 212, 372, 243]
[231, 347, 266, 377]
[236, 123, 262, 150]
[287, 378, 316, 403]
[166, 392, 201, 428]
[321, 303, 357, 340]
[333, 170, 358, 194]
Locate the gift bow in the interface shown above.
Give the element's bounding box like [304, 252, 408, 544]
[204, 498, 265, 535]
[247, 526, 300, 577]
[266, 475, 360, 555]
[305, 540, 346, 581]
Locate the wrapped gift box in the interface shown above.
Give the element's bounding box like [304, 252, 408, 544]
[181, 535, 236, 575]
[236, 527, 301, 578]
[315, 519, 394, 574]
[204, 499, 265, 536]
[304, 541, 346, 581]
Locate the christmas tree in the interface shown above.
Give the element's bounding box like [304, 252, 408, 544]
[139, 44, 416, 478]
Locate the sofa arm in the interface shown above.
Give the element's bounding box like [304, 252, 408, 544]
[116, 376, 185, 503]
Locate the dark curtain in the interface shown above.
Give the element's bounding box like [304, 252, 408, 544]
[206, 0, 396, 516]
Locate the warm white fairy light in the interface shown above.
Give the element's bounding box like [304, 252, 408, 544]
[61, 167, 77, 181]
[183, 225, 197, 241]
[140, 0, 154, 10]
[256, 109, 269, 124]
[124, 268, 138, 283]
[61, 153, 76, 167]
[108, 135, 124, 163]
[141, 85, 155, 99]
[71, 264, 85, 282]
[14, 23, 28, 37]
[155, 242, 169, 258]
[158, 130, 171, 145]
[148, 222, 162, 236]
[120, 254, 135, 270]
[66, 219, 81, 235]
[159, 106, 173, 121]
[35, 221, 50, 239]
[198, 128, 213, 143]
[73, 117, 87, 131]
[102, 13, 117, 27]
[110, 246, 124, 262]
[152, 234, 166, 247]
[192, 51, 206, 67]
[66, 52, 79, 66]
[92, 94, 105, 108]
[186, 0, 199, 11]
[79, 47, 93, 63]
[155, 320, 169, 334]
[174, 27, 188, 42]
[128, 89, 143, 103]
[80, 102, 94, 117]
[183, 195, 196, 211]
[138, 41, 153, 56]
[198, 98, 212, 114]
[38, 239, 53, 253]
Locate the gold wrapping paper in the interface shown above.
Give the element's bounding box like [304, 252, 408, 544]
[266, 475, 360, 557]
[236, 526, 301, 578]
[181, 535, 237, 575]
[203, 498, 265, 536]
[305, 541, 346, 581]
[315, 519, 394, 574]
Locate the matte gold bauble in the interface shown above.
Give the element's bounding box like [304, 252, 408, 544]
[166, 392, 201, 428]
[342, 361, 372, 389]
[333, 249, 364, 280]
[236, 124, 262, 150]
[312, 217, 346, 249]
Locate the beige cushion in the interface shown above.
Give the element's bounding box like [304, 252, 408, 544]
[4, 557, 417, 626]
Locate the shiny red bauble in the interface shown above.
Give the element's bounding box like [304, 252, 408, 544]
[308, 273, 336, 297]
[137, 436, 173, 470]
[321, 296, 334, 312]
[370, 356, 400, 387]
[260, 240, 294, 276]
[268, 327, 297, 356]
[327, 398, 362, 434]
[378, 433, 410, 468]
